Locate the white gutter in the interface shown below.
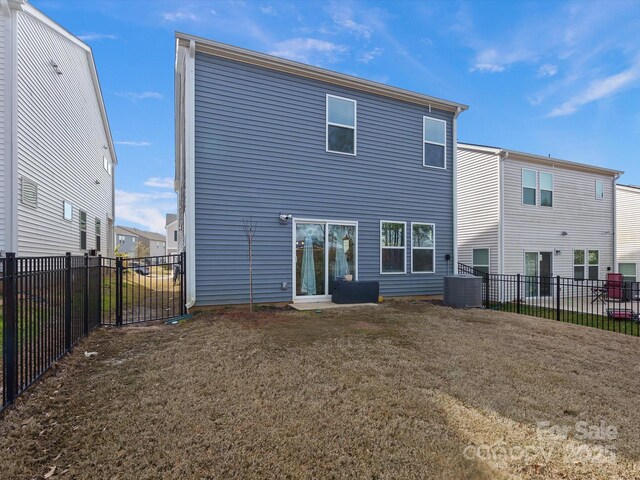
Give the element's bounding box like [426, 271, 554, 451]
[184, 39, 196, 308]
[452, 106, 462, 274]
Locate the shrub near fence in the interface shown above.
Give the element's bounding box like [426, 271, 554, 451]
[458, 263, 640, 337]
[1, 252, 185, 412]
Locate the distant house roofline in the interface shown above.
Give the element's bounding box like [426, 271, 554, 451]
[114, 226, 166, 242]
[175, 32, 469, 114]
[617, 183, 640, 191]
[458, 142, 624, 177]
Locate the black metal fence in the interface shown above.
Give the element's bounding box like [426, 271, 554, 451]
[2, 252, 185, 411]
[458, 263, 640, 337]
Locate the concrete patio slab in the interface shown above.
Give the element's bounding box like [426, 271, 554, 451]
[289, 301, 378, 311]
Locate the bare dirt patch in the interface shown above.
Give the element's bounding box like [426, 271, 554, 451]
[0, 301, 639, 479]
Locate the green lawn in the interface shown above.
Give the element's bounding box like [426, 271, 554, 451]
[491, 302, 640, 336]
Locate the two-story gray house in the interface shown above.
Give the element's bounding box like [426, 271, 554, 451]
[114, 226, 166, 258]
[174, 34, 467, 307]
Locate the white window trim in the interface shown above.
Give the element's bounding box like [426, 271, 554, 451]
[326, 94, 357, 156]
[539, 171, 554, 208]
[522, 168, 537, 206]
[291, 217, 359, 302]
[618, 262, 637, 282]
[595, 179, 604, 200]
[472, 247, 490, 274]
[573, 249, 585, 280]
[588, 249, 599, 280]
[380, 220, 406, 275]
[411, 222, 436, 274]
[422, 116, 447, 170]
[63, 200, 73, 222]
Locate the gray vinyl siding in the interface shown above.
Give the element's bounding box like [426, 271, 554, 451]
[456, 148, 500, 273]
[115, 233, 137, 255]
[0, 11, 7, 253]
[616, 185, 640, 268]
[193, 53, 455, 305]
[502, 157, 616, 278]
[15, 11, 113, 256]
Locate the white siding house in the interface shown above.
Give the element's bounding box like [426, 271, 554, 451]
[458, 143, 622, 289]
[0, 0, 116, 257]
[165, 213, 178, 255]
[616, 184, 640, 282]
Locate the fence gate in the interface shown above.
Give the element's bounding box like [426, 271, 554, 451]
[101, 253, 186, 325]
[2, 252, 186, 411]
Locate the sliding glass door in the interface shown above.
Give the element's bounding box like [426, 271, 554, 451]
[294, 220, 357, 301]
[524, 251, 553, 297]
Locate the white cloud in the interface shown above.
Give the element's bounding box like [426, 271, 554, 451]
[548, 63, 640, 117]
[77, 33, 116, 41]
[144, 177, 174, 189]
[537, 64, 558, 77]
[260, 5, 273, 14]
[471, 63, 505, 73]
[115, 91, 164, 101]
[162, 9, 198, 22]
[359, 47, 383, 64]
[328, 4, 372, 39]
[116, 190, 176, 234]
[115, 141, 152, 147]
[269, 38, 347, 64]
[470, 47, 531, 73]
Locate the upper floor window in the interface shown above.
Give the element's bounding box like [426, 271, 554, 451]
[174, 230, 178, 242]
[522, 169, 537, 205]
[103, 156, 112, 176]
[423, 117, 446, 169]
[540, 172, 553, 207]
[63, 201, 73, 221]
[595, 180, 604, 199]
[326, 95, 356, 155]
[380, 221, 406, 274]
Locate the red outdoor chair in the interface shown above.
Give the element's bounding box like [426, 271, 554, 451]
[607, 273, 624, 300]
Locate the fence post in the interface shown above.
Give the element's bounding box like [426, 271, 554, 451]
[516, 274, 521, 314]
[3, 253, 17, 405]
[556, 275, 561, 321]
[64, 252, 72, 352]
[97, 255, 102, 326]
[484, 273, 490, 308]
[116, 256, 123, 326]
[180, 251, 186, 316]
[83, 253, 89, 335]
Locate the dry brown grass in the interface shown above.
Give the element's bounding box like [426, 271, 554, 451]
[1, 300, 639, 479]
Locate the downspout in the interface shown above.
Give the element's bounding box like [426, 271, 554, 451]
[185, 39, 197, 308]
[452, 106, 462, 274]
[498, 150, 508, 275]
[612, 173, 620, 273]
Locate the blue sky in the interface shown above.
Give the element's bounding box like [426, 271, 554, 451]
[32, 0, 640, 233]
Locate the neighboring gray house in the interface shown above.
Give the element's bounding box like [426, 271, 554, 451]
[175, 34, 468, 307]
[616, 184, 640, 282]
[115, 226, 166, 257]
[457, 143, 622, 296]
[0, 0, 116, 257]
[165, 213, 178, 255]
